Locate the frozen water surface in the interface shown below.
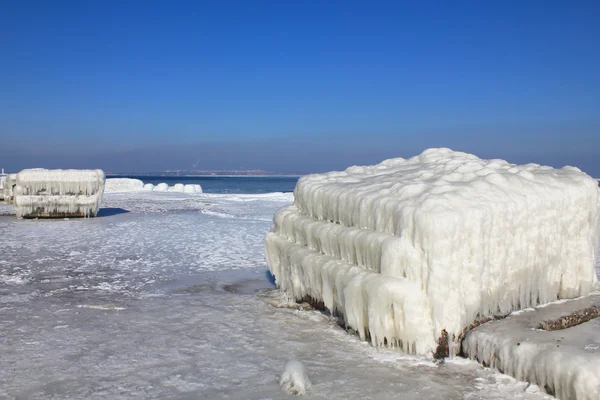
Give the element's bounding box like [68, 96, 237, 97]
[0, 191, 552, 399]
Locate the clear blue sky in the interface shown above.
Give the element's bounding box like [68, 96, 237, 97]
[1, 1, 599, 175]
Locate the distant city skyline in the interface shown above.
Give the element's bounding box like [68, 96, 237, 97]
[1, 1, 599, 176]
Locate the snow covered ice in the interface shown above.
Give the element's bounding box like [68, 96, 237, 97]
[0, 184, 556, 399]
[12, 169, 106, 218]
[280, 360, 311, 395]
[265, 148, 600, 356]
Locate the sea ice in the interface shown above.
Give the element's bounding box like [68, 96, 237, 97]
[265, 148, 600, 356]
[0, 188, 555, 399]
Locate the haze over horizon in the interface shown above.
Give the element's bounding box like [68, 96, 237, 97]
[1, 1, 599, 176]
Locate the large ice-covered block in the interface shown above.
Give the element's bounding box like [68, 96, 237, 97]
[264, 148, 600, 356]
[13, 169, 106, 218]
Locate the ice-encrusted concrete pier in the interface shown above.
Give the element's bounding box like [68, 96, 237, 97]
[12, 169, 106, 218]
[463, 293, 600, 400]
[265, 148, 600, 357]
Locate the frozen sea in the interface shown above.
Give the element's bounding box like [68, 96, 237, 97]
[0, 177, 552, 399]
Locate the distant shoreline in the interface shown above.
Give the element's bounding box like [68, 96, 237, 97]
[106, 173, 305, 178]
[105, 170, 306, 177]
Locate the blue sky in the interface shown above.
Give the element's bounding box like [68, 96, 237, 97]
[1, 1, 599, 175]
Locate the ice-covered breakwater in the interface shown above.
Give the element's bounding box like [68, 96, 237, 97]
[463, 294, 600, 400]
[13, 169, 105, 218]
[264, 148, 600, 356]
[105, 178, 202, 194]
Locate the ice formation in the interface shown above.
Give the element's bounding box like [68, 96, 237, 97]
[280, 360, 311, 396]
[463, 294, 600, 400]
[168, 183, 185, 193]
[155, 183, 202, 193]
[184, 184, 203, 194]
[13, 169, 105, 218]
[105, 178, 144, 192]
[154, 183, 169, 192]
[0, 169, 7, 201]
[104, 179, 202, 194]
[2, 173, 16, 203]
[264, 148, 600, 356]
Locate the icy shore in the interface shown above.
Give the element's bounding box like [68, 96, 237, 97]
[0, 189, 553, 399]
[265, 148, 600, 356]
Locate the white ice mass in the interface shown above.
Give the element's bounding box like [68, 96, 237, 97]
[264, 148, 600, 356]
[0, 169, 7, 201]
[154, 182, 169, 192]
[104, 178, 144, 192]
[2, 173, 16, 203]
[463, 293, 600, 400]
[12, 169, 105, 218]
[280, 360, 311, 396]
[104, 178, 202, 194]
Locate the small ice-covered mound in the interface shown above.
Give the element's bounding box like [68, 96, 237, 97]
[184, 184, 202, 194]
[105, 178, 201, 195]
[168, 183, 185, 193]
[153, 183, 169, 192]
[151, 182, 202, 194]
[265, 148, 600, 356]
[105, 178, 144, 192]
[280, 360, 311, 396]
